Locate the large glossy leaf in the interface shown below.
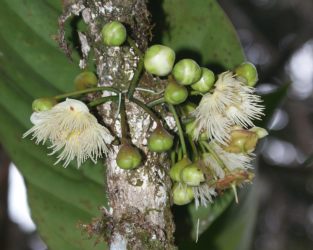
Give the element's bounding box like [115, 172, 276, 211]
[153, 0, 244, 68]
[0, 0, 105, 249]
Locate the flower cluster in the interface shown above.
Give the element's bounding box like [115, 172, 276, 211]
[192, 71, 264, 145]
[23, 20, 268, 210]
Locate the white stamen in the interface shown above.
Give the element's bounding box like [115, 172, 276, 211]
[23, 98, 114, 167]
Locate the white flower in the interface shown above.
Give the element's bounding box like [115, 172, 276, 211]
[203, 142, 253, 179]
[192, 71, 264, 144]
[193, 184, 216, 209]
[23, 98, 114, 167]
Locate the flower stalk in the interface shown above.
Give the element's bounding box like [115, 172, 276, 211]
[88, 95, 119, 108]
[147, 97, 165, 108]
[130, 97, 161, 125]
[54, 86, 120, 100]
[119, 95, 129, 144]
[168, 104, 187, 157]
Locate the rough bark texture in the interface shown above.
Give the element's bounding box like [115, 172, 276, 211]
[59, 1, 176, 249]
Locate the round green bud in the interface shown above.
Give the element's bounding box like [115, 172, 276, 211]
[74, 71, 98, 90]
[191, 68, 215, 93]
[180, 102, 197, 116]
[172, 59, 202, 85]
[235, 62, 258, 87]
[172, 183, 194, 206]
[185, 121, 208, 141]
[164, 80, 188, 105]
[249, 127, 268, 139]
[223, 129, 259, 154]
[116, 144, 142, 169]
[144, 45, 175, 76]
[185, 121, 196, 138]
[101, 21, 127, 46]
[148, 126, 174, 153]
[32, 98, 57, 112]
[181, 163, 205, 186]
[169, 157, 192, 182]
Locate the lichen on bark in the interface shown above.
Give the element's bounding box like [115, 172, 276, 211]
[58, 1, 176, 249]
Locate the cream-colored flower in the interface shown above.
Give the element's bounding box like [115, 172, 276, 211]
[192, 71, 264, 144]
[23, 98, 114, 167]
[203, 142, 253, 179]
[193, 184, 216, 209]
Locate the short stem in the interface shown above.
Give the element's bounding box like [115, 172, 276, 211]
[120, 95, 128, 143]
[147, 97, 165, 108]
[188, 136, 199, 160]
[127, 56, 144, 99]
[177, 147, 183, 161]
[199, 142, 206, 153]
[202, 141, 228, 171]
[181, 116, 195, 124]
[127, 37, 143, 56]
[130, 97, 161, 125]
[168, 104, 187, 157]
[54, 86, 120, 100]
[170, 150, 176, 166]
[88, 95, 119, 107]
[190, 90, 204, 96]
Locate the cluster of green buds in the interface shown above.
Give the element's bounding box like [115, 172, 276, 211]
[25, 20, 267, 208]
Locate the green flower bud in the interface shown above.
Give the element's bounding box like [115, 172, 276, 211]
[116, 144, 142, 169]
[191, 68, 215, 93]
[223, 129, 259, 154]
[74, 71, 98, 90]
[169, 157, 192, 182]
[185, 121, 208, 141]
[180, 102, 197, 116]
[249, 127, 268, 139]
[235, 62, 258, 87]
[172, 183, 194, 206]
[148, 126, 174, 152]
[144, 45, 175, 76]
[172, 59, 202, 85]
[164, 80, 188, 105]
[32, 98, 57, 112]
[101, 21, 127, 46]
[181, 163, 205, 186]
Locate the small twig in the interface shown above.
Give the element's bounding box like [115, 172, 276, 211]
[120, 95, 128, 143]
[147, 97, 165, 108]
[127, 37, 143, 56]
[54, 86, 121, 100]
[130, 98, 161, 125]
[127, 56, 144, 99]
[135, 87, 164, 95]
[88, 95, 119, 108]
[115, 93, 122, 118]
[168, 104, 187, 157]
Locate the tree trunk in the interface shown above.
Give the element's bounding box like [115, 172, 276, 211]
[60, 1, 176, 249]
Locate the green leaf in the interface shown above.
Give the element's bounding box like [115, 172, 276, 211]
[0, 0, 106, 249]
[155, 0, 245, 69]
[176, 186, 257, 250]
[188, 190, 234, 240]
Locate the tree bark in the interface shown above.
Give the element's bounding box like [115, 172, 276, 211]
[59, 1, 176, 249]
